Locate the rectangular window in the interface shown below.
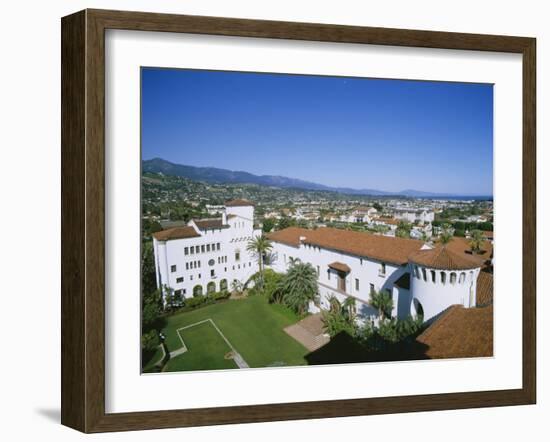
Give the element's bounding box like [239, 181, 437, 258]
[355, 278, 360, 291]
[174, 289, 182, 296]
[217, 243, 221, 251]
[184, 247, 189, 255]
[176, 277, 184, 283]
[198, 261, 201, 268]
[210, 269, 215, 277]
[201, 245, 205, 253]
[370, 283, 375, 294]
[182, 289, 186, 295]
[185, 263, 189, 270]
[170, 265, 176, 273]
[190, 246, 194, 254]
[235, 252, 240, 261]
[206, 244, 211, 252]
[327, 269, 331, 281]
[198, 274, 201, 279]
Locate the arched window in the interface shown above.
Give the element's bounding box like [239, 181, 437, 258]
[422, 268, 427, 281]
[441, 272, 446, 285]
[450, 272, 457, 285]
[219, 279, 228, 292]
[193, 285, 203, 297]
[459, 272, 466, 283]
[431, 270, 436, 283]
[207, 281, 216, 294]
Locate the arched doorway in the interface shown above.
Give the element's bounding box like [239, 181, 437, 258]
[193, 285, 203, 297]
[207, 281, 216, 294]
[220, 279, 228, 292]
[412, 298, 424, 319]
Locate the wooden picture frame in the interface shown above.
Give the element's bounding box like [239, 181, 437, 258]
[61, 8, 536, 433]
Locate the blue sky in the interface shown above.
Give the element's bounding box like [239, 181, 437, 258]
[141, 68, 493, 196]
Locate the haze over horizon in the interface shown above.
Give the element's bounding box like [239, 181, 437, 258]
[142, 68, 494, 196]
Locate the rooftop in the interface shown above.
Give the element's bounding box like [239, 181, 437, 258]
[153, 226, 201, 241]
[328, 262, 351, 273]
[416, 305, 493, 359]
[476, 271, 494, 307]
[409, 245, 482, 270]
[194, 218, 229, 230]
[268, 226, 424, 265]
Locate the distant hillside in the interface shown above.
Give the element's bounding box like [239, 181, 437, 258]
[142, 158, 457, 198]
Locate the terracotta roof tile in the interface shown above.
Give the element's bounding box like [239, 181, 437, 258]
[225, 199, 254, 207]
[445, 237, 493, 268]
[416, 305, 493, 359]
[267, 227, 310, 247]
[153, 226, 201, 241]
[194, 218, 229, 230]
[409, 245, 481, 270]
[269, 227, 423, 265]
[328, 262, 351, 273]
[476, 271, 493, 307]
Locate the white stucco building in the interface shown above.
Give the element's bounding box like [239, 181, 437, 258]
[268, 226, 486, 323]
[152, 199, 489, 325]
[391, 208, 435, 224]
[152, 199, 261, 304]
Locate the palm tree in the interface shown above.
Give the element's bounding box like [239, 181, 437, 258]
[469, 229, 484, 253]
[246, 235, 273, 291]
[341, 296, 357, 322]
[279, 260, 318, 315]
[439, 223, 454, 245]
[369, 290, 394, 320]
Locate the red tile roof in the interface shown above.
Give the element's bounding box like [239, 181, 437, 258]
[152, 226, 201, 241]
[409, 245, 481, 270]
[267, 227, 310, 247]
[225, 199, 254, 207]
[416, 305, 493, 359]
[328, 262, 351, 273]
[269, 227, 424, 265]
[476, 271, 493, 307]
[194, 218, 229, 230]
[444, 237, 493, 268]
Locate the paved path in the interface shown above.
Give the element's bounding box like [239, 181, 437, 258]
[284, 314, 330, 352]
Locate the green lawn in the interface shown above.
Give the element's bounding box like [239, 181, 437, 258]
[161, 296, 309, 372]
[164, 320, 237, 372]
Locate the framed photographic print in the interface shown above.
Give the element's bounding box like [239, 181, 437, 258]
[61, 9, 536, 433]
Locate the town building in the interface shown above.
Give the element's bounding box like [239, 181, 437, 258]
[152, 199, 261, 305]
[152, 199, 492, 327]
[268, 226, 490, 323]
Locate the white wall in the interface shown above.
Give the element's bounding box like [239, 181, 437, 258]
[270, 239, 409, 318]
[0, 1, 547, 441]
[410, 265, 480, 321]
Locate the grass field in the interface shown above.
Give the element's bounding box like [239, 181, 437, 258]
[161, 295, 309, 372]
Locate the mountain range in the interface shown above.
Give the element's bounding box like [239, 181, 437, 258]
[142, 158, 463, 198]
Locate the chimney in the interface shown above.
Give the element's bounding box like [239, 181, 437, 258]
[222, 209, 227, 225]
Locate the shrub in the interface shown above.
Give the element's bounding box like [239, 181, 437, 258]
[185, 295, 205, 309]
[141, 329, 160, 352]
